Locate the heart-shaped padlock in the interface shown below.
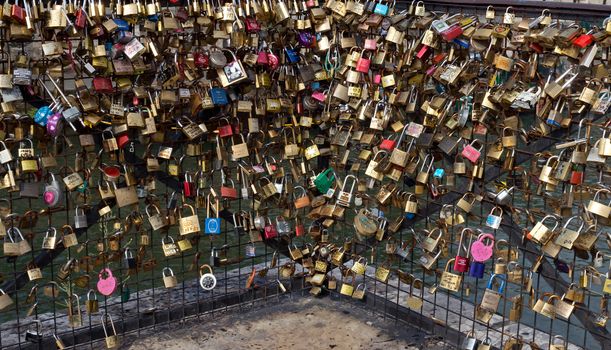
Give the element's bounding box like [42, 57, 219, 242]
[97, 268, 118, 296]
[471, 233, 495, 262]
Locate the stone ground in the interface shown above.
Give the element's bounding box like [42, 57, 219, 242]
[122, 297, 450, 350]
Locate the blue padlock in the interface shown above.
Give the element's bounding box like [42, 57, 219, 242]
[433, 168, 445, 179]
[114, 18, 130, 31]
[210, 88, 229, 105]
[468, 261, 486, 278]
[205, 218, 221, 235]
[373, 1, 389, 15]
[285, 48, 300, 63]
[34, 106, 52, 127]
[453, 38, 470, 49]
[205, 197, 222, 235]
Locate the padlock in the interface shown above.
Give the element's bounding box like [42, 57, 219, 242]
[485, 207, 503, 229]
[204, 195, 221, 235]
[454, 228, 472, 273]
[480, 274, 506, 312]
[25, 320, 43, 343]
[461, 331, 478, 350]
[461, 139, 484, 163]
[101, 313, 120, 349]
[124, 248, 137, 269]
[41, 227, 58, 250]
[179, 204, 200, 235]
[86, 290, 99, 314]
[528, 215, 559, 244]
[42, 173, 63, 207]
[74, 206, 88, 228]
[97, 268, 118, 296]
[439, 259, 463, 292]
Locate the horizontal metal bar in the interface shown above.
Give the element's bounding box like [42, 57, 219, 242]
[410, 0, 611, 17]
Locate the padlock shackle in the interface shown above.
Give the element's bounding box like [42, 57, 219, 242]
[486, 273, 506, 293]
[87, 289, 97, 300]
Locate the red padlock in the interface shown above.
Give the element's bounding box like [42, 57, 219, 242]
[100, 165, 121, 183]
[183, 172, 193, 198]
[75, 8, 87, 28]
[295, 217, 305, 237]
[220, 180, 238, 199]
[572, 32, 594, 48]
[217, 118, 233, 137]
[194, 52, 209, 68]
[244, 18, 260, 33]
[379, 134, 397, 151]
[453, 228, 472, 273]
[355, 50, 371, 73]
[263, 218, 278, 239]
[117, 133, 130, 149]
[11, 3, 25, 24]
[570, 166, 584, 185]
[441, 24, 463, 41]
[92, 77, 114, 94]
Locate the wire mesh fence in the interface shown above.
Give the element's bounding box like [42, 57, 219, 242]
[0, 0, 609, 349]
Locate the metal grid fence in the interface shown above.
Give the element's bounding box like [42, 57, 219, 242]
[0, 1, 609, 349]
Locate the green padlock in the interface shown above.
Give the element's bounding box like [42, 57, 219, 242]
[314, 168, 336, 195]
[121, 283, 130, 303]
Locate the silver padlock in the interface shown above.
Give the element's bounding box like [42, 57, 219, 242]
[43, 173, 63, 207]
[74, 206, 88, 228]
[490, 186, 514, 206]
[461, 331, 479, 350]
[0, 141, 13, 164]
[76, 55, 96, 75]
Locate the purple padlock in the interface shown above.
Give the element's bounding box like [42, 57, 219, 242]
[298, 31, 314, 47]
[46, 112, 63, 137]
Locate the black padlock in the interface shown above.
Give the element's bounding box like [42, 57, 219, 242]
[25, 321, 43, 343]
[210, 248, 220, 267]
[123, 140, 139, 164]
[124, 249, 137, 269]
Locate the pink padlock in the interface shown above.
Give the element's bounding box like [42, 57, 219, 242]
[311, 91, 326, 102]
[267, 52, 280, 70]
[461, 139, 484, 163]
[97, 268, 118, 296]
[364, 38, 377, 50]
[416, 45, 430, 60]
[373, 73, 381, 85]
[355, 50, 371, 73]
[470, 233, 495, 262]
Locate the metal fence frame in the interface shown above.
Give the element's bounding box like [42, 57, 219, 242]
[0, 1, 609, 349]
